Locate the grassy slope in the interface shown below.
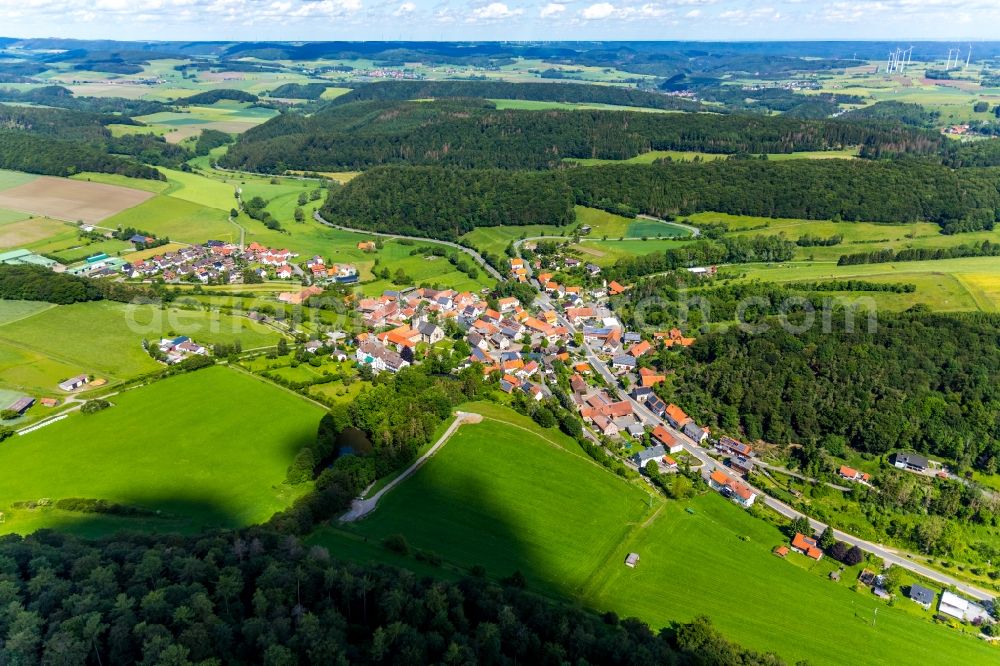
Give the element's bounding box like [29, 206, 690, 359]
[0, 366, 321, 536]
[312, 404, 997, 665]
[567, 148, 860, 166]
[0, 169, 38, 191]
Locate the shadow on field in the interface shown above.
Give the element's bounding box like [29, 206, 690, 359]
[10, 493, 247, 540]
[334, 464, 613, 600]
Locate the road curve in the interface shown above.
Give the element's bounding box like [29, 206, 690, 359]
[313, 211, 504, 281]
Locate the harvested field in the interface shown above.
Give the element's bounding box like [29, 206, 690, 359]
[0, 177, 154, 224]
[0, 217, 71, 248]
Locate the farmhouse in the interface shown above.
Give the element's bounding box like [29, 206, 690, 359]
[708, 469, 757, 508]
[58, 374, 90, 392]
[890, 451, 929, 472]
[908, 584, 936, 609]
[790, 532, 823, 560]
[357, 241, 377, 251]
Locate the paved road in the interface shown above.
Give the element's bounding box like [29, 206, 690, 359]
[560, 311, 996, 602]
[313, 211, 504, 281]
[339, 411, 481, 522]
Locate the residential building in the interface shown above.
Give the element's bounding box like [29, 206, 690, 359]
[908, 584, 936, 609]
[633, 444, 667, 469]
[651, 425, 683, 453]
[838, 465, 871, 483]
[791, 533, 823, 560]
[890, 452, 929, 472]
[708, 469, 757, 508]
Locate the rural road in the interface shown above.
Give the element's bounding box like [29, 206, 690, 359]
[313, 211, 504, 281]
[552, 305, 996, 602]
[339, 411, 482, 522]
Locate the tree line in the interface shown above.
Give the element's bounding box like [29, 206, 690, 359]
[837, 240, 1000, 265]
[326, 80, 706, 111]
[0, 265, 157, 304]
[222, 98, 939, 172]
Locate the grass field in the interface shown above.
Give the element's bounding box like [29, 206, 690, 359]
[0, 366, 322, 536]
[0, 169, 38, 191]
[71, 172, 171, 194]
[311, 404, 998, 665]
[726, 256, 1000, 312]
[320, 403, 654, 595]
[0, 300, 282, 393]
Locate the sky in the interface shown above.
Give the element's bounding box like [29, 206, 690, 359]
[0, 0, 998, 42]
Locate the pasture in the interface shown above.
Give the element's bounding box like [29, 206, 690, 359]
[0, 300, 282, 393]
[728, 256, 1000, 312]
[0, 366, 322, 536]
[312, 404, 998, 666]
[0, 175, 154, 224]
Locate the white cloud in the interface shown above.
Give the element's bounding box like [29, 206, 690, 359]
[684, 8, 700, 17]
[394, 1, 416, 13]
[468, 1, 522, 20]
[539, 2, 565, 18]
[581, 2, 614, 19]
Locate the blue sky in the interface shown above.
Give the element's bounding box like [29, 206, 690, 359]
[0, 0, 997, 42]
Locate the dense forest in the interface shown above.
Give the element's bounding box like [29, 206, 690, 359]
[268, 83, 329, 99]
[0, 86, 169, 117]
[0, 529, 784, 665]
[321, 166, 575, 239]
[221, 99, 939, 172]
[0, 104, 165, 178]
[0, 265, 156, 304]
[661, 311, 1000, 471]
[318, 159, 1000, 243]
[568, 160, 1000, 233]
[177, 89, 259, 105]
[0, 130, 164, 179]
[327, 80, 705, 111]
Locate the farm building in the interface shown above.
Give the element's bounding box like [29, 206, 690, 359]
[0, 249, 62, 271]
[58, 375, 89, 392]
[938, 591, 991, 624]
[5, 396, 35, 416]
[624, 552, 640, 568]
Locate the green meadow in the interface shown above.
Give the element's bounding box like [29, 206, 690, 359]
[0, 300, 281, 392]
[726, 256, 1000, 312]
[0, 366, 322, 536]
[312, 403, 998, 666]
[0, 169, 38, 191]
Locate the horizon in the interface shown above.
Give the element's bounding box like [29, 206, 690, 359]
[1, 0, 999, 43]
